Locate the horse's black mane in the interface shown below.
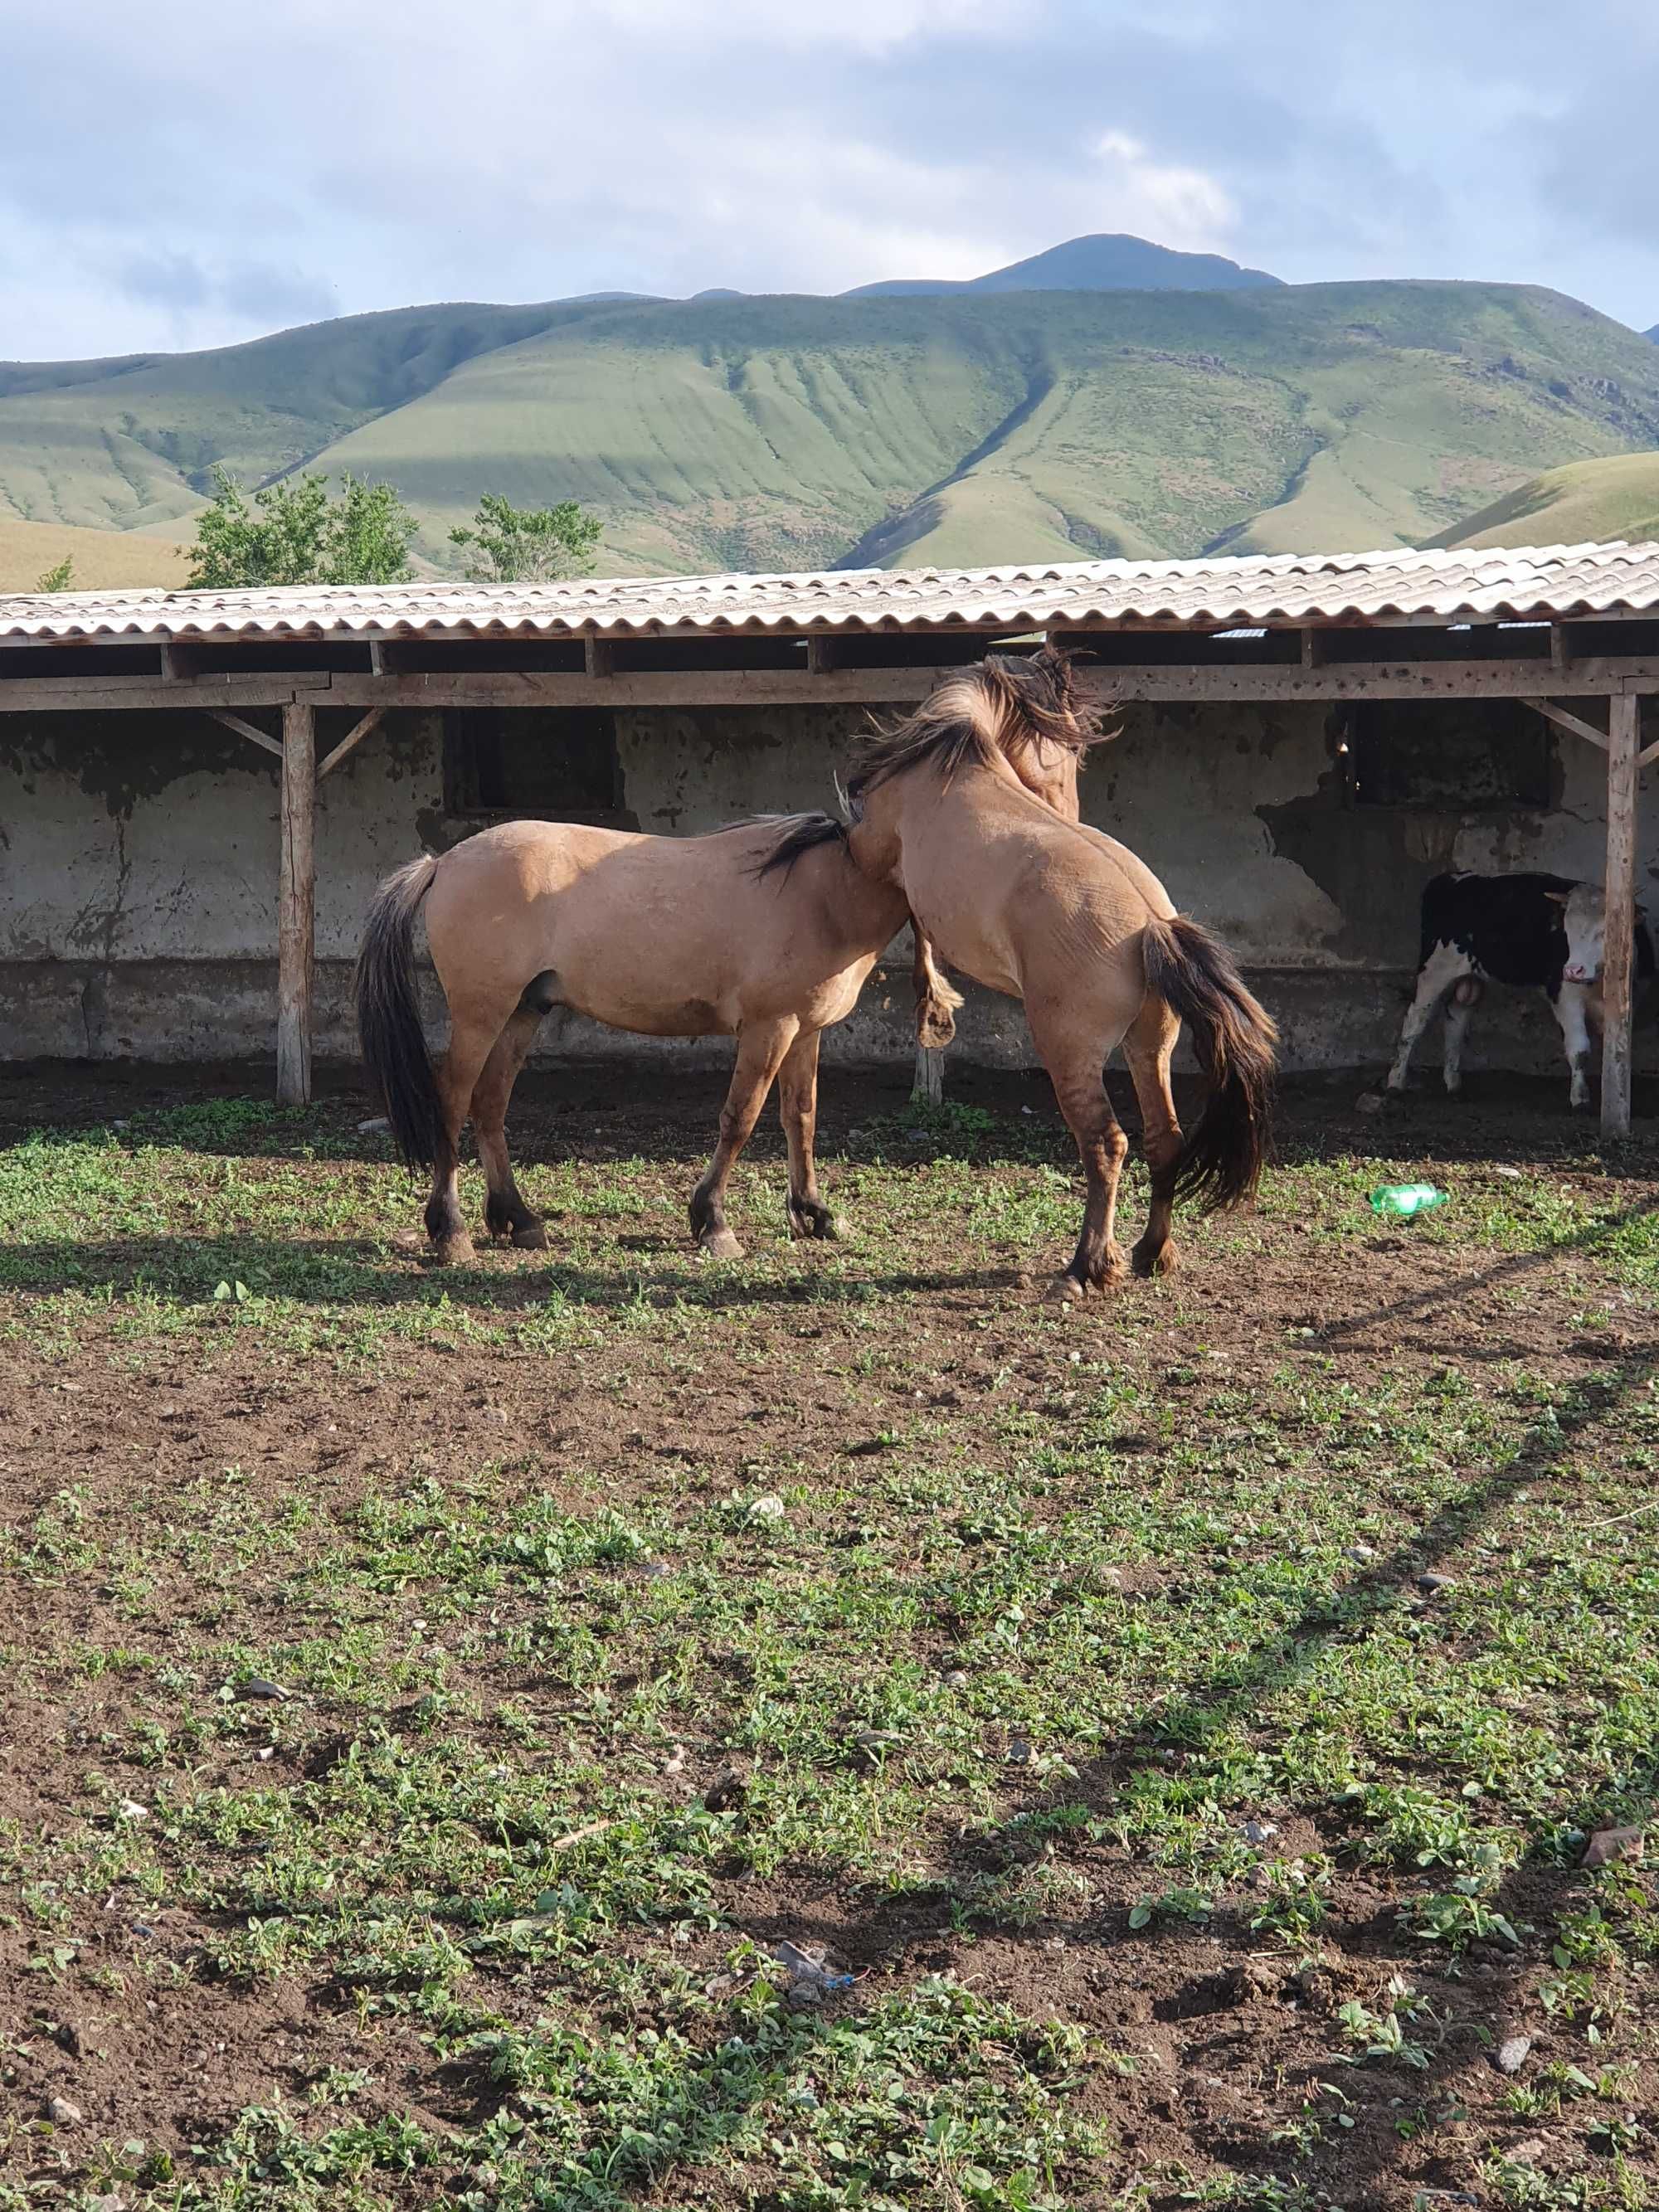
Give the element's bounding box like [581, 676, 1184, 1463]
[849, 644, 1097, 803]
[754, 810, 849, 881]
[757, 645, 1101, 880]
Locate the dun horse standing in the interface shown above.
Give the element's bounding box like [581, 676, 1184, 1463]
[766, 649, 1278, 1300]
[354, 704, 1086, 1262]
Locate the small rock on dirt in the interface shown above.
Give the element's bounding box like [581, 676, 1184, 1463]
[115, 1799, 148, 1822]
[942, 1669, 969, 1690]
[1355, 1090, 1386, 1115]
[703, 1767, 748, 1812]
[1345, 1544, 1377, 1563]
[1496, 2033, 1532, 2073]
[1228, 1957, 1283, 2005]
[1583, 1823, 1644, 1869]
[1292, 1965, 1337, 2015]
[358, 1116, 391, 1134]
[45, 2095, 82, 2124]
[52, 2020, 83, 2057]
[1417, 1573, 1457, 1595]
[1241, 1819, 1279, 1845]
[236, 1675, 292, 1702]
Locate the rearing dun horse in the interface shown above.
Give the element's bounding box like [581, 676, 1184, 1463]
[764, 649, 1278, 1300]
[354, 685, 1086, 1263]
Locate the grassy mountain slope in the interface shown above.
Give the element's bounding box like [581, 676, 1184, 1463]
[0, 515, 187, 591]
[0, 300, 599, 533]
[1432, 450, 1659, 549]
[5, 280, 1659, 571]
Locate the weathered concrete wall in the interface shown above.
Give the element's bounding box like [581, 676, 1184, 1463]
[1, 696, 1652, 1077]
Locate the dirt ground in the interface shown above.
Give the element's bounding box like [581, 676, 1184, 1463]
[2, 1059, 1657, 2210]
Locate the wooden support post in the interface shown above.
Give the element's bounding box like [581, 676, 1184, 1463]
[1602, 692, 1640, 1139]
[806, 634, 838, 675]
[912, 1043, 945, 1105]
[585, 635, 615, 678]
[276, 701, 316, 1107]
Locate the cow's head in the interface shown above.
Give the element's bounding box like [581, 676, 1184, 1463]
[1548, 883, 1650, 984]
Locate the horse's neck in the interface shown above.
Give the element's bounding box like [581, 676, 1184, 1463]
[858, 757, 1039, 867]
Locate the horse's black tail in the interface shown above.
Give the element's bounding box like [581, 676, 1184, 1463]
[1141, 913, 1277, 1212]
[355, 854, 442, 1171]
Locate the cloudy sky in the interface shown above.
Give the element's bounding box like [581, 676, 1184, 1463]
[5, 0, 1657, 361]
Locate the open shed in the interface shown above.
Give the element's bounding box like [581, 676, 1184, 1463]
[3, 543, 1659, 1134]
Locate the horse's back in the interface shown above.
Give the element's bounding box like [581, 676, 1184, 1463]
[422, 814, 895, 1038]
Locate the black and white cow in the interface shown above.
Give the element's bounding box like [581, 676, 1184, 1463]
[1385, 872, 1654, 1110]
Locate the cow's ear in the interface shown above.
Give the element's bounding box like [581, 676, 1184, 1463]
[1543, 891, 1569, 907]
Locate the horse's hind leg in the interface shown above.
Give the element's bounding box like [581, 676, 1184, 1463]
[472, 1005, 551, 1249]
[778, 1027, 842, 1240]
[1031, 1017, 1131, 1301]
[426, 1005, 514, 1264]
[1121, 994, 1185, 1278]
[689, 1017, 800, 1259]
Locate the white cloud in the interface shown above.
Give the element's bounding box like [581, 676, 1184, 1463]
[2, 0, 1659, 357]
[1091, 129, 1238, 252]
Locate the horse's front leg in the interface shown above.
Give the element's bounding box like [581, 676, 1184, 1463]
[688, 1018, 800, 1258]
[912, 921, 963, 1049]
[777, 1027, 843, 1239]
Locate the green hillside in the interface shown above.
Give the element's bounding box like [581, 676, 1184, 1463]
[4, 280, 1659, 573]
[1433, 450, 1659, 549]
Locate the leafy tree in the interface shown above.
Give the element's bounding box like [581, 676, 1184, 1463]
[450, 492, 602, 583]
[34, 556, 75, 591]
[186, 468, 417, 589]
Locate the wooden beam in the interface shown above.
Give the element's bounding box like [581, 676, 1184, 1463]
[314, 658, 1659, 712]
[159, 644, 199, 682]
[584, 636, 615, 678]
[207, 708, 284, 761]
[1602, 692, 1640, 1140]
[19, 654, 1659, 717]
[276, 702, 316, 1108]
[805, 634, 839, 675]
[315, 706, 385, 780]
[0, 673, 330, 713]
[1523, 697, 1609, 751]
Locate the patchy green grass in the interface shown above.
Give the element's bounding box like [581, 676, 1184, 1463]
[2, 1075, 1659, 2208]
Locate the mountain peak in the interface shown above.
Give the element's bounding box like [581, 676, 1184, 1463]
[844, 231, 1282, 299]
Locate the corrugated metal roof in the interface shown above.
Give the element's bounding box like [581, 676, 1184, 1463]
[5, 542, 1659, 644]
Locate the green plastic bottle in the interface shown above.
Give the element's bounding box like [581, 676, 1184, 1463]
[1369, 1183, 1447, 1218]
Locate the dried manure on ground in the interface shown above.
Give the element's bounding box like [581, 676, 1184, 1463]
[2, 1062, 1659, 2211]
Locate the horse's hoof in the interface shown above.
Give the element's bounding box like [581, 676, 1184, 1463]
[917, 1014, 956, 1050]
[1044, 1271, 1089, 1305]
[698, 1227, 744, 1261]
[513, 1221, 550, 1251]
[789, 1204, 844, 1242]
[1132, 1240, 1177, 1279]
[434, 1232, 476, 1266]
